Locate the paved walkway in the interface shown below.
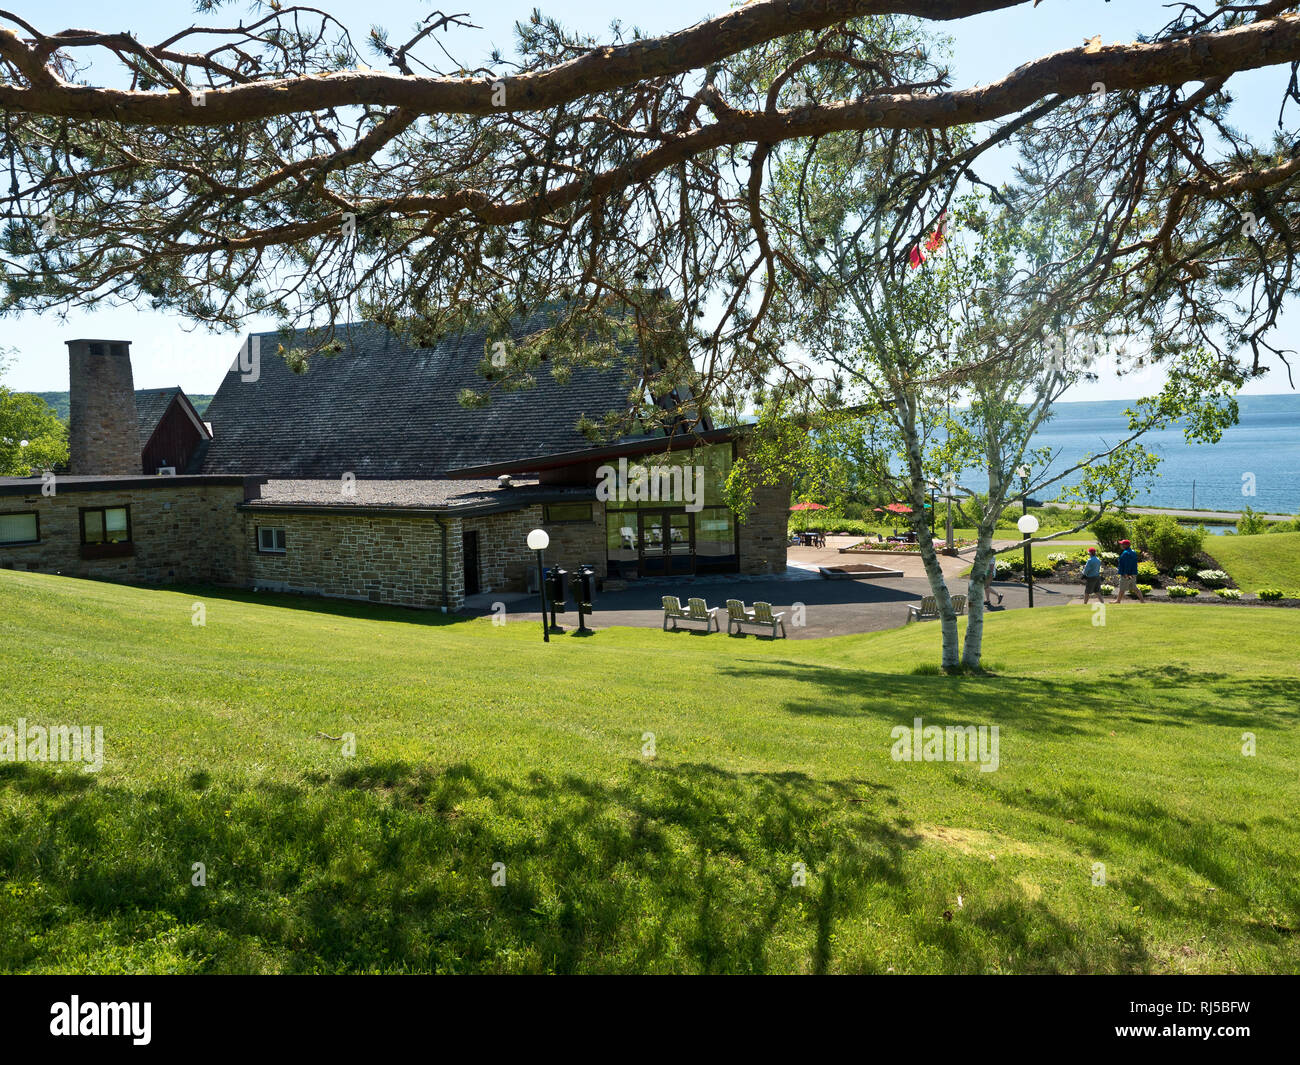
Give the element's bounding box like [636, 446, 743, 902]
[460, 536, 1083, 639]
[1123, 505, 1290, 522]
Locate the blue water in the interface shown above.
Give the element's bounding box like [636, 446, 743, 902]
[955, 394, 1300, 515]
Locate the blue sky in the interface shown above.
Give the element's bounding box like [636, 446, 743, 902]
[4, 0, 1296, 402]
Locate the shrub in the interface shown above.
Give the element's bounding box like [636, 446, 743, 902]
[1216, 589, 1243, 600]
[1089, 513, 1130, 552]
[1032, 559, 1056, 577]
[1167, 585, 1199, 598]
[1257, 588, 1284, 601]
[1136, 560, 1160, 579]
[1100, 551, 1119, 563]
[1172, 564, 1194, 577]
[1196, 569, 1229, 588]
[1236, 506, 1269, 536]
[1100, 584, 1115, 596]
[1133, 514, 1204, 569]
[1047, 552, 1069, 563]
[1137, 583, 1153, 595]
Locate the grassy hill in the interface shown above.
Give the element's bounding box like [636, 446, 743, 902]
[1, 570, 1297, 973]
[30, 392, 214, 422]
[1206, 531, 1300, 592]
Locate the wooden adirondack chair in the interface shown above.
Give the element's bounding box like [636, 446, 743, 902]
[752, 601, 787, 638]
[906, 594, 940, 623]
[727, 599, 786, 637]
[951, 594, 967, 616]
[685, 597, 720, 632]
[664, 595, 718, 632]
[662, 596, 687, 630]
[725, 599, 753, 635]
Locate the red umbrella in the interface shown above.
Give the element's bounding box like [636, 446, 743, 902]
[789, 502, 829, 511]
[884, 502, 913, 514]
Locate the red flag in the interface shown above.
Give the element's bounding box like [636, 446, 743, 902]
[908, 211, 948, 268]
[924, 210, 949, 253]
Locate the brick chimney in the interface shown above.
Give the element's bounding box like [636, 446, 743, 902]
[67, 340, 142, 475]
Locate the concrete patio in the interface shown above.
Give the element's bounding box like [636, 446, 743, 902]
[461, 535, 1085, 639]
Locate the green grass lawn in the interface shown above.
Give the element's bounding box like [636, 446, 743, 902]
[2, 570, 1298, 974]
[1205, 531, 1300, 591]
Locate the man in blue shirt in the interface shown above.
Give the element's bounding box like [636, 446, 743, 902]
[1082, 546, 1104, 605]
[1113, 539, 1145, 603]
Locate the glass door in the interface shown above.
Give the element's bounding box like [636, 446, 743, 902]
[638, 510, 695, 576]
[638, 512, 666, 575]
[666, 512, 694, 575]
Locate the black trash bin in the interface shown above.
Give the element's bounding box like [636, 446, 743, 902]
[544, 567, 568, 629]
[575, 565, 596, 608]
[574, 564, 596, 632]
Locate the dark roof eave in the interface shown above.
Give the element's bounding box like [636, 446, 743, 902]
[444, 425, 746, 479]
[0, 474, 264, 497]
[238, 489, 595, 519]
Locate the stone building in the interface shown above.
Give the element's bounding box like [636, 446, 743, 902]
[1, 319, 789, 610]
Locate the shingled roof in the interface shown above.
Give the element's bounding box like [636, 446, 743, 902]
[199, 317, 643, 479]
[135, 387, 183, 449]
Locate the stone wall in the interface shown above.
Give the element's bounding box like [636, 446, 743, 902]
[0, 480, 247, 584]
[67, 340, 142, 476]
[543, 503, 607, 578]
[241, 509, 462, 610]
[738, 475, 791, 575]
[460, 502, 607, 594]
[462, 506, 542, 593]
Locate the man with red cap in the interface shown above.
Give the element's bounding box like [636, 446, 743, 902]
[1113, 539, 1145, 603]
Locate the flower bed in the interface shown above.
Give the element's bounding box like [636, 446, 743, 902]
[842, 537, 976, 554]
[1002, 546, 1300, 604]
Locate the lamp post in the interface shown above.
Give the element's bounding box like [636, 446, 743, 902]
[1018, 513, 1039, 608]
[527, 528, 550, 643]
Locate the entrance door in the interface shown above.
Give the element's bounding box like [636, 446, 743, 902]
[638, 510, 695, 576]
[463, 530, 480, 595]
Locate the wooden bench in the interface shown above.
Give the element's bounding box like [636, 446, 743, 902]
[726, 599, 787, 638]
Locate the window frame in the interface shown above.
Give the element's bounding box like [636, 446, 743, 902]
[79, 505, 132, 546]
[543, 502, 594, 525]
[257, 526, 288, 554]
[0, 511, 40, 547]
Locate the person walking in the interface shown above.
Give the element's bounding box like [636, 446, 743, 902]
[1112, 539, 1145, 603]
[1081, 546, 1104, 605]
[984, 554, 1004, 607]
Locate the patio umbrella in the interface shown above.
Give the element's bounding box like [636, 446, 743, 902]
[789, 501, 828, 532]
[884, 502, 913, 514]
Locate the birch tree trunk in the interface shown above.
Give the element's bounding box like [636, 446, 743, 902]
[896, 392, 961, 670]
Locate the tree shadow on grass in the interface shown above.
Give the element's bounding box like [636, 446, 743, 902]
[719, 660, 1300, 734]
[4, 756, 1285, 973]
[164, 583, 465, 629]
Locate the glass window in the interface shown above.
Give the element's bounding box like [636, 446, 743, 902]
[0, 512, 38, 545]
[81, 509, 104, 543]
[617, 443, 733, 509]
[81, 506, 131, 545]
[258, 527, 287, 553]
[544, 502, 593, 524]
[104, 508, 128, 541]
[695, 507, 737, 570]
